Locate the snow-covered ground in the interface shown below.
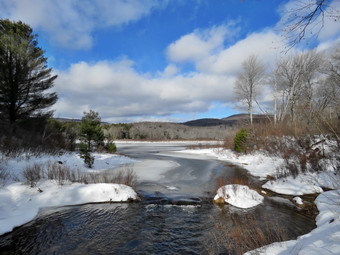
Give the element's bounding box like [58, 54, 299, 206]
[180, 147, 340, 255]
[0, 152, 139, 235]
[177, 148, 285, 180]
[1, 152, 136, 185]
[245, 190, 340, 255]
[214, 184, 264, 208]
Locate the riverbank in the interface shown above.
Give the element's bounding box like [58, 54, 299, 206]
[0, 152, 139, 235]
[180, 147, 340, 254]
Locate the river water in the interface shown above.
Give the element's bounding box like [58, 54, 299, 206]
[0, 143, 316, 254]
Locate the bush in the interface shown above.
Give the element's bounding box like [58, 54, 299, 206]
[0, 161, 9, 187]
[113, 165, 138, 189]
[234, 129, 249, 153]
[23, 163, 43, 187]
[106, 142, 117, 153]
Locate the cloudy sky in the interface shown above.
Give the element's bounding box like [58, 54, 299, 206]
[0, 0, 339, 123]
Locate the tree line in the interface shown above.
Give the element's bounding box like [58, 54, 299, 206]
[234, 48, 340, 133]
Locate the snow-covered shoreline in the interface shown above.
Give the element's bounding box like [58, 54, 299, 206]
[179, 147, 340, 254]
[0, 152, 139, 235]
[0, 181, 139, 235]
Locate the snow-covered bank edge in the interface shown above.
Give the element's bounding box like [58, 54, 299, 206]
[245, 190, 340, 255]
[0, 181, 139, 235]
[179, 148, 340, 254]
[0, 152, 139, 236]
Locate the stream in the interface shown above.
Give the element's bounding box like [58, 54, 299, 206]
[0, 143, 316, 254]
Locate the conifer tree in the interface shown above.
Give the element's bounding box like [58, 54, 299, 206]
[0, 19, 57, 135]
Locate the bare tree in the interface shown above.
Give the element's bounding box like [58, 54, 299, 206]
[280, 0, 339, 51]
[325, 47, 340, 88]
[234, 55, 266, 125]
[274, 50, 323, 122]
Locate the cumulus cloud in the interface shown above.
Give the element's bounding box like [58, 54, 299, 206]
[53, 59, 236, 122]
[167, 23, 239, 64]
[0, 0, 161, 49]
[51, 22, 292, 122]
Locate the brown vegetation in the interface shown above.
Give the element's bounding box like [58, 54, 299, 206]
[21, 161, 138, 188]
[206, 213, 287, 255]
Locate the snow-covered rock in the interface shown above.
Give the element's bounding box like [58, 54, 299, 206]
[214, 184, 264, 208]
[293, 197, 303, 205]
[0, 181, 139, 235]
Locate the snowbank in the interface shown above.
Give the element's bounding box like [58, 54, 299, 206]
[181, 147, 340, 254]
[0, 152, 139, 236]
[245, 190, 340, 255]
[179, 148, 284, 179]
[263, 175, 323, 195]
[0, 180, 139, 235]
[180, 148, 338, 196]
[214, 184, 264, 209]
[2, 152, 136, 185]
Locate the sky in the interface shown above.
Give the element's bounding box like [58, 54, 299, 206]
[0, 0, 339, 123]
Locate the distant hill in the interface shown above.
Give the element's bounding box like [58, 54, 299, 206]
[182, 114, 272, 127]
[182, 118, 228, 127]
[222, 113, 269, 121]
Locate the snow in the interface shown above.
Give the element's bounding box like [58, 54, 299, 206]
[214, 184, 264, 209]
[178, 148, 284, 179]
[293, 197, 304, 205]
[1, 142, 339, 254]
[2, 152, 136, 185]
[179, 146, 340, 255]
[0, 152, 139, 236]
[245, 190, 340, 255]
[0, 181, 138, 235]
[263, 175, 323, 195]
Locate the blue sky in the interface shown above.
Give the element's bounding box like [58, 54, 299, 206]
[1, 0, 339, 123]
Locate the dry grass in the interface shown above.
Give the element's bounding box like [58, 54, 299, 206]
[215, 175, 250, 192]
[112, 165, 138, 189]
[0, 161, 10, 187]
[21, 161, 138, 188]
[23, 163, 43, 187]
[206, 213, 287, 255]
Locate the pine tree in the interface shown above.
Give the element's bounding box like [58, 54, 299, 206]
[0, 19, 57, 135]
[79, 110, 104, 168]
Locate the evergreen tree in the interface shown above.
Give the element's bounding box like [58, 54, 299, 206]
[79, 110, 104, 168]
[0, 19, 57, 135]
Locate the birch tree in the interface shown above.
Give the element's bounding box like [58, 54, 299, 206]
[274, 50, 322, 122]
[234, 55, 266, 125]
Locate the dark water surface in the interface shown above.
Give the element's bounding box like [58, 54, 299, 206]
[0, 143, 316, 254]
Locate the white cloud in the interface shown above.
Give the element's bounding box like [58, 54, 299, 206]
[53, 59, 236, 122]
[0, 0, 161, 49]
[167, 23, 238, 64]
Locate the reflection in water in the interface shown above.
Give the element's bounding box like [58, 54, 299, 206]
[0, 199, 314, 255]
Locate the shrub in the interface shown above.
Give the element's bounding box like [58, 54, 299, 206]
[23, 163, 43, 187]
[106, 142, 117, 153]
[46, 162, 73, 185]
[206, 213, 286, 254]
[0, 161, 9, 187]
[113, 165, 138, 189]
[233, 129, 249, 153]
